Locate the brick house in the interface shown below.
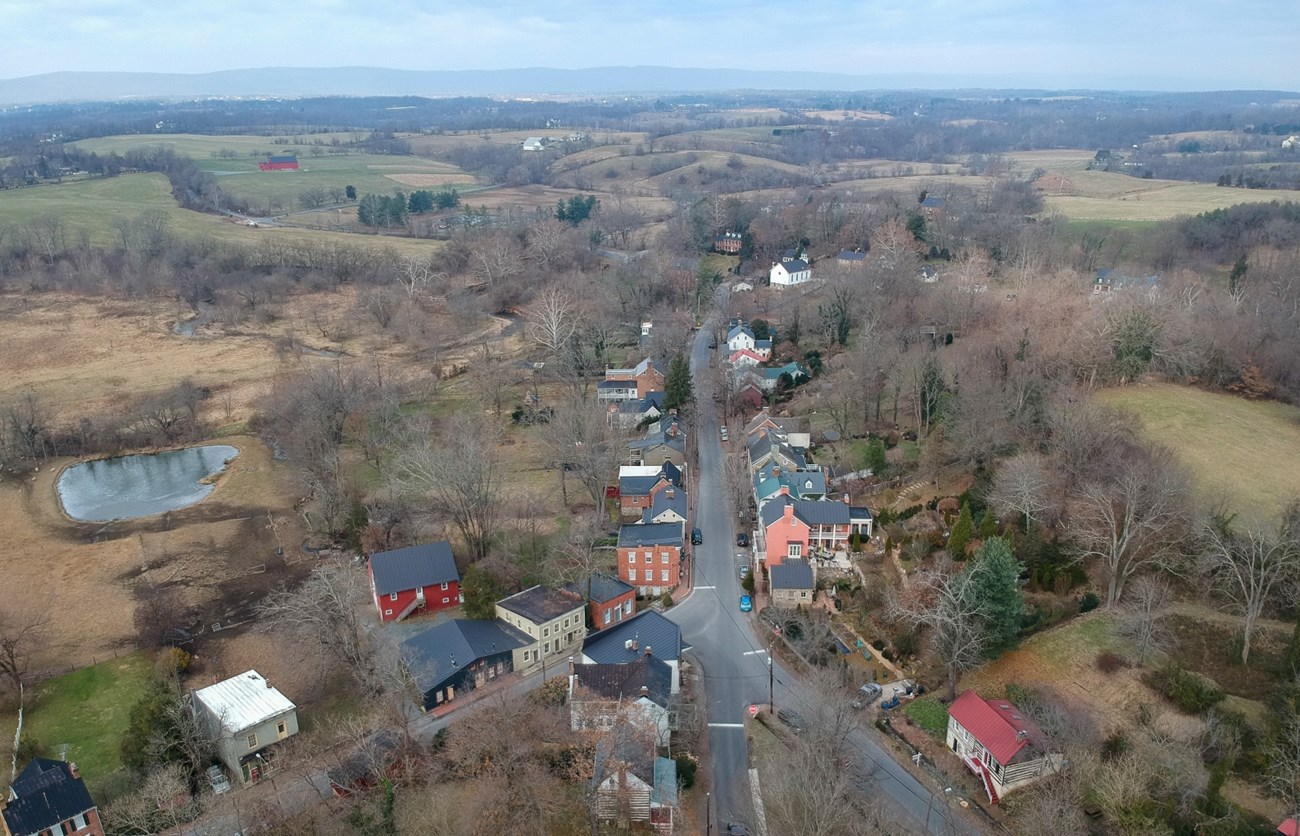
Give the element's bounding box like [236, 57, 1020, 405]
[1, 758, 104, 836]
[604, 358, 665, 399]
[617, 522, 685, 597]
[618, 473, 672, 516]
[367, 541, 461, 622]
[769, 558, 815, 607]
[566, 572, 637, 632]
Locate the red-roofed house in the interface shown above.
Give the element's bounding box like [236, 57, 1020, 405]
[729, 348, 767, 368]
[1279, 818, 1298, 836]
[946, 690, 1064, 803]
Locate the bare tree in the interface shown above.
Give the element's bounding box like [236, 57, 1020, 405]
[1199, 505, 1299, 665]
[256, 558, 376, 691]
[540, 396, 628, 509]
[390, 415, 505, 561]
[989, 452, 1058, 531]
[1068, 446, 1193, 608]
[526, 285, 582, 359]
[394, 255, 442, 299]
[102, 763, 196, 835]
[1116, 575, 1176, 664]
[471, 232, 524, 286]
[1267, 712, 1300, 820]
[2, 392, 50, 461]
[889, 563, 989, 700]
[0, 606, 46, 693]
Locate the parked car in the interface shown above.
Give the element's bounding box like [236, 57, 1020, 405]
[776, 708, 807, 733]
[691, 527, 703, 545]
[207, 764, 231, 795]
[739, 594, 753, 612]
[859, 682, 882, 700]
[736, 532, 749, 547]
[739, 563, 751, 580]
[720, 426, 729, 442]
[880, 695, 901, 711]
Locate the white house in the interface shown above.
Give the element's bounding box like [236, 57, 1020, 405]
[193, 671, 299, 785]
[946, 690, 1065, 803]
[726, 323, 756, 352]
[522, 137, 548, 151]
[770, 259, 812, 286]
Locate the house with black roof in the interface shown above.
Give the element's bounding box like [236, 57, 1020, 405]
[495, 586, 587, 671]
[400, 619, 533, 710]
[769, 558, 815, 608]
[645, 485, 688, 524]
[566, 573, 636, 632]
[1, 758, 104, 836]
[760, 492, 852, 566]
[581, 610, 687, 693]
[569, 656, 675, 745]
[367, 540, 461, 622]
[617, 522, 686, 597]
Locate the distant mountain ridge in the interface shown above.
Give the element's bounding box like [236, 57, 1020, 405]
[0, 66, 1282, 105]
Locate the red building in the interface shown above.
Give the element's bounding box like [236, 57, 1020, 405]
[617, 522, 685, 597]
[567, 573, 637, 631]
[258, 155, 299, 171]
[368, 541, 461, 622]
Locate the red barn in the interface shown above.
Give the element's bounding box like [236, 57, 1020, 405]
[368, 541, 461, 622]
[258, 155, 299, 171]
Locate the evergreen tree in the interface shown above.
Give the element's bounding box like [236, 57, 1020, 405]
[1229, 255, 1249, 295]
[461, 564, 503, 619]
[978, 510, 998, 540]
[947, 501, 974, 559]
[663, 353, 693, 412]
[965, 537, 1024, 656]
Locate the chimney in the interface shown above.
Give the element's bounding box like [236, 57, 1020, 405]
[625, 639, 634, 651]
[632, 639, 639, 652]
[266, 678, 273, 689]
[772, 467, 780, 477]
[644, 645, 652, 657]
[69, 762, 81, 780]
[641, 685, 649, 697]
[568, 658, 575, 675]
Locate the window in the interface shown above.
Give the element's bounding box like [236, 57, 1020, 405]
[543, 626, 550, 637]
[644, 550, 653, 562]
[277, 720, 287, 736]
[72, 814, 88, 830]
[629, 569, 637, 582]
[625, 600, 634, 614]
[800, 591, 809, 598]
[441, 581, 449, 591]
[442, 597, 450, 604]
[384, 609, 393, 616]
[603, 609, 611, 624]
[563, 616, 570, 628]
[661, 552, 668, 563]
[789, 543, 802, 558]
[247, 733, 258, 749]
[524, 649, 532, 662]
[389, 592, 398, 601]
[661, 570, 668, 582]
[544, 641, 551, 654]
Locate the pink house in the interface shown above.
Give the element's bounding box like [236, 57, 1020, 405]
[759, 493, 851, 567]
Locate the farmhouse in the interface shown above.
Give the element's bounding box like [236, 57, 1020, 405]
[192, 670, 299, 785]
[400, 619, 532, 710]
[1, 758, 104, 836]
[367, 540, 461, 622]
[946, 690, 1065, 803]
[769, 258, 812, 286]
[258, 155, 298, 171]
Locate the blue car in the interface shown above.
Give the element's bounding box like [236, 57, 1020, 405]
[739, 595, 753, 612]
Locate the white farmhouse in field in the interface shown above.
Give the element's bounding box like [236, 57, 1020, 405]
[770, 259, 811, 286]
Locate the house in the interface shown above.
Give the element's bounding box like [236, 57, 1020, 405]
[646, 486, 688, 525]
[770, 259, 812, 286]
[1278, 817, 1299, 836]
[590, 732, 678, 832]
[919, 265, 939, 283]
[496, 586, 588, 670]
[729, 348, 766, 368]
[946, 690, 1065, 803]
[581, 610, 686, 693]
[609, 392, 665, 429]
[258, 155, 298, 171]
[1093, 268, 1159, 294]
[836, 250, 868, 266]
[753, 463, 827, 510]
[752, 338, 773, 358]
[192, 671, 299, 784]
[920, 195, 946, 219]
[713, 232, 743, 254]
[747, 428, 808, 474]
[732, 280, 754, 292]
[735, 382, 764, 411]
[522, 137, 549, 152]
[849, 506, 874, 540]
[569, 656, 674, 745]
[567, 573, 637, 631]
[769, 558, 815, 607]
[726, 322, 756, 353]
[757, 362, 810, 392]
[628, 428, 687, 468]
[1, 758, 104, 836]
[597, 379, 640, 402]
[604, 358, 665, 399]
[617, 522, 685, 597]
[619, 462, 682, 487]
[400, 619, 532, 710]
[760, 494, 851, 566]
[619, 473, 672, 516]
[781, 246, 808, 263]
[367, 540, 460, 622]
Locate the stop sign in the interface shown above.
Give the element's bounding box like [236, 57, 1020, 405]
[748, 704, 759, 717]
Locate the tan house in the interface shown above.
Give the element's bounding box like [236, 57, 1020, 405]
[769, 558, 815, 607]
[192, 670, 299, 785]
[496, 586, 587, 671]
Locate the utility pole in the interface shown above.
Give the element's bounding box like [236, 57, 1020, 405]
[768, 655, 774, 711]
[705, 791, 712, 836]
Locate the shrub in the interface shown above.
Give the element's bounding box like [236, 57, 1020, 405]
[1096, 652, 1128, 674]
[1078, 592, 1101, 613]
[661, 592, 674, 609]
[675, 754, 698, 789]
[894, 629, 920, 659]
[1101, 730, 1129, 761]
[1148, 664, 1225, 714]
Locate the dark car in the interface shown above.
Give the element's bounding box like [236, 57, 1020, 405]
[691, 527, 703, 545]
[725, 824, 750, 836]
[776, 708, 806, 734]
[736, 532, 749, 547]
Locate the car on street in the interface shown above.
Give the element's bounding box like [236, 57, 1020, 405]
[738, 563, 750, 580]
[725, 824, 750, 836]
[736, 532, 749, 547]
[691, 527, 703, 545]
[720, 425, 729, 441]
[776, 707, 806, 733]
[739, 594, 753, 612]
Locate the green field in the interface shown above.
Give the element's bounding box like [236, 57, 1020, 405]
[21, 653, 154, 791]
[1100, 382, 1300, 526]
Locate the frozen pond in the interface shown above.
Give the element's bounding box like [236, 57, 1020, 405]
[57, 445, 239, 522]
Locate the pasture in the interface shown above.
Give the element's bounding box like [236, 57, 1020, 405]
[1099, 382, 1300, 526]
[1040, 169, 1300, 221]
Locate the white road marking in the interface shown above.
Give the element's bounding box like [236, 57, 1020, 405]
[750, 767, 768, 836]
[695, 585, 717, 590]
[742, 649, 768, 656]
[708, 722, 746, 729]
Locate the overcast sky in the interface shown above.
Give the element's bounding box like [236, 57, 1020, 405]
[1, 0, 1295, 89]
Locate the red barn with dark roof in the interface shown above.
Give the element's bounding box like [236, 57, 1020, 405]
[258, 155, 299, 171]
[367, 541, 461, 622]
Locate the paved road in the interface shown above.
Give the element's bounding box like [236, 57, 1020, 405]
[667, 314, 974, 835]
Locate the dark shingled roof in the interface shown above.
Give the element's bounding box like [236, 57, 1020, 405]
[368, 541, 459, 596]
[3, 758, 98, 836]
[618, 522, 684, 548]
[619, 474, 666, 497]
[649, 487, 688, 520]
[770, 558, 814, 590]
[327, 730, 402, 789]
[583, 610, 685, 663]
[761, 495, 851, 529]
[400, 619, 531, 695]
[573, 657, 673, 708]
[567, 572, 636, 604]
[497, 585, 585, 624]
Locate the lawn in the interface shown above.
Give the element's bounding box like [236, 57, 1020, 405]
[1099, 382, 1300, 526]
[903, 696, 949, 739]
[21, 652, 154, 791]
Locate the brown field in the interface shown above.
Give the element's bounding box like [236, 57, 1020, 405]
[384, 172, 479, 187]
[803, 109, 893, 122]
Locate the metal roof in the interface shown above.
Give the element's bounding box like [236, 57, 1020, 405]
[649, 487, 688, 520]
[582, 610, 684, 664]
[948, 690, 1046, 765]
[496, 585, 585, 624]
[567, 572, 635, 604]
[618, 522, 684, 548]
[368, 541, 458, 596]
[193, 670, 296, 733]
[652, 757, 678, 807]
[620, 474, 667, 497]
[761, 496, 850, 528]
[769, 559, 814, 590]
[400, 619, 532, 695]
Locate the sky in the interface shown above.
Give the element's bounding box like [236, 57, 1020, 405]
[1, 0, 1297, 90]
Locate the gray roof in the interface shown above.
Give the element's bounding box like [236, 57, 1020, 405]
[770, 558, 814, 590]
[572, 657, 673, 708]
[628, 432, 686, 453]
[849, 506, 874, 521]
[497, 585, 585, 624]
[727, 323, 754, 341]
[653, 757, 678, 807]
[583, 610, 685, 663]
[368, 541, 459, 596]
[649, 487, 688, 520]
[618, 522, 684, 548]
[620, 474, 667, 497]
[837, 250, 867, 261]
[567, 572, 636, 604]
[779, 258, 809, 272]
[921, 195, 946, 208]
[598, 379, 635, 390]
[400, 619, 532, 694]
[761, 496, 851, 528]
[754, 338, 773, 349]
[4, 759, 98, 836]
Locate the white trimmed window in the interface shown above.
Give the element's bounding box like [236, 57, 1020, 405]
[441, 581, 449, 590]
[603, 609, 611, 624]
[661, 570, 668, 582]
[389, 592, 398, 601]
[246, 733, 258, 749]
[629, 569, 637, 581]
